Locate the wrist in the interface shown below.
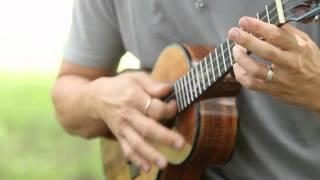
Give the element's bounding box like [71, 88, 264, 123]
[85, 77, 109, 120]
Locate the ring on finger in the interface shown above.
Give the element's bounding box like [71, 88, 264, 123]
[143, 97, 152, 115]
[265, 65, 274, 82]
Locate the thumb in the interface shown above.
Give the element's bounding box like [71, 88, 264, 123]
[134, 73, 172, 98]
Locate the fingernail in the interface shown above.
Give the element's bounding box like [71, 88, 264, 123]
[229, 28, 240, 41]
[143, 165, 150, 172]
[174, 140, 184, 150]
[157, 159, 167, 169]
[157, 83, 169, 90]
[233, 44, 243, 53]
[239, 17, 250, 30]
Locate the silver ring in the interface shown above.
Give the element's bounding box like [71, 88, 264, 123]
[266, 65, 274, 82]
[143, 98, 152, 115]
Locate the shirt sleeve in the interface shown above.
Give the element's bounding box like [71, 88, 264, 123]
[63, 0, 125, 69]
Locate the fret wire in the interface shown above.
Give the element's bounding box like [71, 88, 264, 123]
[221, 44, 227, 71]
[266, 5, 271, 23]
[200, 61, 206, 91]
[258, 4, 274, 23]
[269, 5, 279, 24]
[202, 60, 210, 91]
[177, 41, 235, 100]
[183, 75, 190, 105]
[223, 41, 231, 67]
[194, 64, 201, 95]
[215, 48, 221, 77]
[174, 84, 181, 112]
[174, 44, 232, 105]
[174, 42, 230, 102]
[187, 72, 194, 102]
[191, 67, 198, 98]
[227, 39, 234, 66]
[209, 53, 216, 81]
[195, 63, 202, 94]
[204, 57, 211, 87]
[199, 43, 234, 86]
[177, 79, 183, 109]
[176, 30, 286, 110]
[176, 80, 183, 110]
[174, 1, 284, 108]
[177, 19, 281, 102]
[179, 79, 186, 110]
[181, 78, 188, 109]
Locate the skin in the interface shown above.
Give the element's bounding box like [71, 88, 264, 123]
[228, 17, 320, 116]
[52, 16, 320, 173]
[52, 61, 185, 172]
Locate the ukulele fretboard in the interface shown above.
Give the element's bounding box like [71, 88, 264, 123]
[173, 0, 282, 112]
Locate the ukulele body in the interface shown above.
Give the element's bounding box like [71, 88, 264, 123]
[102, 44, 240, 180]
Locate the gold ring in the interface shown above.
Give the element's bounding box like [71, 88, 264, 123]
[266, 65, 273, 82]
[143, 98, 152, 115]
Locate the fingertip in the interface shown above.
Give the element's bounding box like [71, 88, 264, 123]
[174, 137, 185, 150]
[233, 62, 239, 69]
[168, 100, 177, 109]
[160, 82, 172, 90]
[157, 158, 168, 169]
[142, 164, 150, 172]
[239, 16, 250, 29]
[150, 82, 171, 97]
[165, 100, 178, 118]
[228, 27, 240, 41]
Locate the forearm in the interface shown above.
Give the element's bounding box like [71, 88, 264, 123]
[52, 75, 108, 139]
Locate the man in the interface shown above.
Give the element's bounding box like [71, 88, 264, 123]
[52, 0, 320, 179]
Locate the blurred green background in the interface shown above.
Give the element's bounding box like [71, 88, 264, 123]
[0, 0, 139, 179]
[0, 72, 103, 179]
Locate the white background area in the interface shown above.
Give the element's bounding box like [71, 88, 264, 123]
[0, 0, 74, 72]
[0, 0, 140, 73]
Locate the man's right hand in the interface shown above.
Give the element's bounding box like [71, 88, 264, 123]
[87, 72, 185, 172]
[52, 61, 185, 172]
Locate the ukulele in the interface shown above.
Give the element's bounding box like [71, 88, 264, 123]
[102, 0, 320, 179]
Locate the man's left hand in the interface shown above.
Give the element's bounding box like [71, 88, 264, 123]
[228, 16, 320, 113]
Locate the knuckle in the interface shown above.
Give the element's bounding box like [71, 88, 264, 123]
[248, 66, 260, 77]
[140, 127, 151, 137]
[118, 125, 128, 138]
[137, 71, 148, 78]
[243, 79, 255, 89]
[268, 29, 281, 42]
[234, 72, 242, 82]
[298, 40, 309, 51]
[234, 70, 244, 82]
[123, 90, 136, 104]
[133, 72, 149, 82]
[288, 61, 299, 70]
[240, 34, 250, 46]
[250, 21, 259, 32]
[232, 47, 242, 61]
[262, 48, 276, 59]
[118, 107, 131, 121]
[300, 31, 310, 41]
[131, 139, 142, 150]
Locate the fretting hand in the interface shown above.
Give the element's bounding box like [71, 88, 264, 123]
[228, 16, 320, 113]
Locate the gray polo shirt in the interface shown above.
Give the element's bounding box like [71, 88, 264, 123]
[64, 0, 320, 179]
